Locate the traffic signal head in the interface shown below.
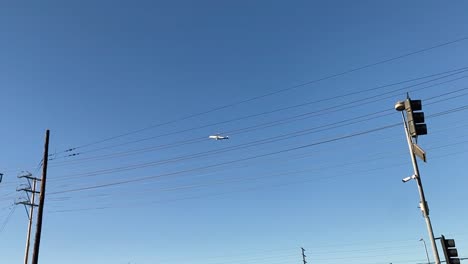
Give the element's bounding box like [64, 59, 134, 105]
[441, 235, 460, 264]
[404, 99, 427, 137]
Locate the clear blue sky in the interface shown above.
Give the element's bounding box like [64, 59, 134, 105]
[1, 1, 468, 264]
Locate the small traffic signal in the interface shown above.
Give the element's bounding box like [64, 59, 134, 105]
[440, 235, 460, 264]
[404, 99, 427, 137]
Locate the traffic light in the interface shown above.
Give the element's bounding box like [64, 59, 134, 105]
[404, 98, 427, 137]
[440, 235, 460, 264]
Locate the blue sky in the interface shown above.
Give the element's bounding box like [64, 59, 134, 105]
[1, 1, 468, 264]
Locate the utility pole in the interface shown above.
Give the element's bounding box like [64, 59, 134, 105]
[16, 172, 40, 264]
[301, 247, 307, 264]
[31, 129, 50, 264]
[395, 99, 440, 264]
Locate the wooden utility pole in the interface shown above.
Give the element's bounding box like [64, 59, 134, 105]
[31, 130, 50, 264]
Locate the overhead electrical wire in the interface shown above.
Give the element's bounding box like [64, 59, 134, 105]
[147, 243, 423, 264]
[44, 118, 467, 195]
[219, 76, 468, 135]
[48, 148, 468, 215]
[47, 89, 468, 183]
[47, 145, 468, 213]
[53, 111, 393, 171]
[53, 66, 468, 159]
[159, 253, 300, 264]
[55, 37, 468, 154]
[1, 72, 464, 198]
[6, 117, 468, 195]
[2, 87, 467, 193]
[51, 110, 397, 180]
[3, 68, 460, 186]
[146, 247, 301, 263]
[48, 102, 468, 196]
[49, 159, 401, 202]
[42, 137, 468, 204]
[49, 102, 468, 195]
[48, 123, 401, 195]
[1, 40, 465, 207]
[46, 135, 468, 206]
[42, 123, 468, 203]
[50, 72, 468, 167]
[112, 239, 444, 264]
[0, 205, 16, 234]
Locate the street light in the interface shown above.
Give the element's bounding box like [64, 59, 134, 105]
[420, 238, 431, 264]
[395, 98, 441, 264]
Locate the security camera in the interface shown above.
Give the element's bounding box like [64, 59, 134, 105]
[402, 175, 416, 183]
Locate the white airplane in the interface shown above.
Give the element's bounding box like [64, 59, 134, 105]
[209, 135, 229, 140]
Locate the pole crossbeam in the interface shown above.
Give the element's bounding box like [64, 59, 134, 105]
[16, 187, 40, 194]
[15, 201, 38, 207]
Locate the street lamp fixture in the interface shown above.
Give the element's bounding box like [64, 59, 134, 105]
[420, 238, 431, 264]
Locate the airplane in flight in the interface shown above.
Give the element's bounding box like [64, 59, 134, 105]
[209, 135, 229, 140]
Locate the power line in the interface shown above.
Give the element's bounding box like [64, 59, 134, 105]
[2, 68, 463, 182]
[50, 72, 468, 167]
[57, 37, 468, 153]
[2, 81, 465, 195]
[49, 123, 400, 195]
[47, 123, 460, 196]
[51, 110, 398, 180]
[143, 247, 300, 262]
[45, 104, 468, 198]
[5, 119, 468, 195]
[59, 67, 466, 158]
[2, 89, 467, 195]
[0, 204, 16, 234]
[48, 90, 468, 184]
[46, 146, 468, 213]
[31, 151, 466, 212]
[140, 243, 421, 264]
[45, 132, 464, 209]
[48, 103, 467, 196]
[219, 76, 467, 135]
[47, 132, 468, 204]
[55, 111, 394, 171]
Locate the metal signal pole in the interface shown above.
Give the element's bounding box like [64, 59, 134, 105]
[31, 130, 50, 264]
[395, 100, 440, 264]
